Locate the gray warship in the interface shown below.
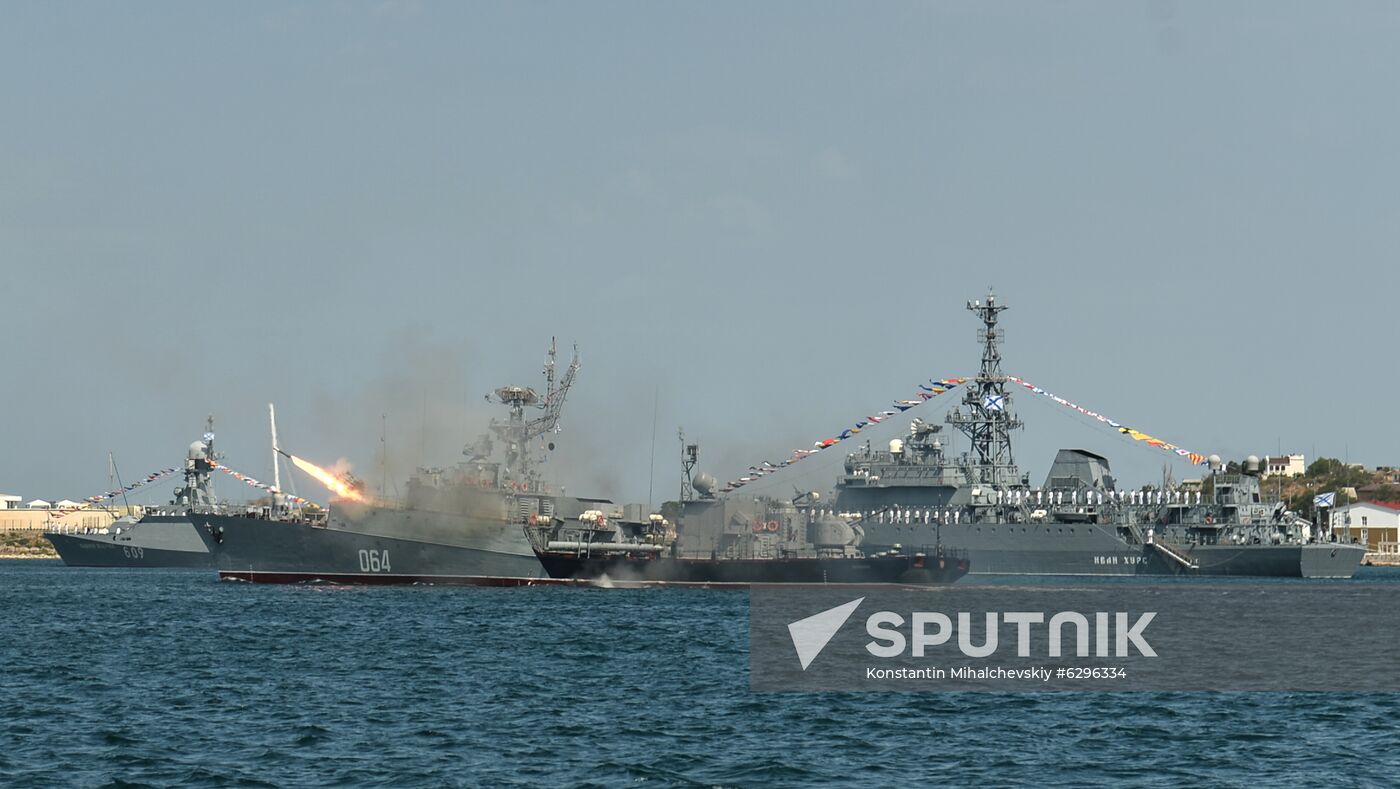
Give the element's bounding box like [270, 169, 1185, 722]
[193, 341, 638, 585]
[695, 293, 1364, 578]
[44, 422, 218, 568]
[523, 447, 969, 586]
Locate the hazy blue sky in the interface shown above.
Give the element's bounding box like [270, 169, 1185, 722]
[3, 2, 1396, 507]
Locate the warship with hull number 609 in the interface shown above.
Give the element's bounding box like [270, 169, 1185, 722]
[44, 423, 219, 568]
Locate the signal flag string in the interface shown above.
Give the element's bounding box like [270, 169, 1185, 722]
[1005, 376, 1210, 466]
[720, 377, 968, 493]
[212, 463, 311, 505]
[44, 466, 181, 519]
[720, 374, 1217, 495]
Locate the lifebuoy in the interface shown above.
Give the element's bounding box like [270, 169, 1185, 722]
[1205, 514, 1214, 525]
[752, 521, 764, 534]
[766, 520, 780, 533]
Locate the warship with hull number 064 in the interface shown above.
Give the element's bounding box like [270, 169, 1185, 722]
[194, 340, 641, 585]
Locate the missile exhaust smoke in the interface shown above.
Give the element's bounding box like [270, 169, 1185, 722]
[278, 447, 367, 502]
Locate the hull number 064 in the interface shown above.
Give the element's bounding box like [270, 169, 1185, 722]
[358, 549, 391, 573]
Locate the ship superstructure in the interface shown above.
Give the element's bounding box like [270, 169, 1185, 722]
[721, 293, 1363, 578]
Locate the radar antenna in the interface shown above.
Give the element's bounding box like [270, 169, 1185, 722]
[523, 337, 580, 441]
[483, 338, 581, 485]
[679, 428, 699, 502]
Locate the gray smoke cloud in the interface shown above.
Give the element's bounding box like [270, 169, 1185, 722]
[280, 328, 492, 499]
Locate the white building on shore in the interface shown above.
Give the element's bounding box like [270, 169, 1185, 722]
[1264, 454, 1306, 477]
[0, 492, 140, 533]
[1331, 501, 1400, 554]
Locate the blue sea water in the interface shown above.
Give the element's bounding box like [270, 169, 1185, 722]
[3, 561, 1399, 787]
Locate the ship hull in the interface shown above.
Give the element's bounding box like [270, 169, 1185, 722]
[533, 551, 970, 587]
[43, 517, 211, 568]
[193, 508, 545, 585]
[862, 522, 1365, 578]
[1194, 543, 1366, 578]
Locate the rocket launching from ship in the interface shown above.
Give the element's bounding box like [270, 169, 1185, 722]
[276, 446, 366, 502]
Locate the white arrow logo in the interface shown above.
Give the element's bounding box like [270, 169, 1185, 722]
[787, 598, 864, 670]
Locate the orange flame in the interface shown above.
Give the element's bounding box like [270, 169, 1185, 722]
[289, 454, 366, 502]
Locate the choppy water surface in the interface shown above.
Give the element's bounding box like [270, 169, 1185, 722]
[3, 561, 1398, 787]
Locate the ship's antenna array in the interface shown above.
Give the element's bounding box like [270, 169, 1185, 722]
[679, 428, 699, 502]
[485, 339, 581, 485]
[946, 291, 1024, 487]
[524, 338, 580, 441]
[182, 415, 220, 507]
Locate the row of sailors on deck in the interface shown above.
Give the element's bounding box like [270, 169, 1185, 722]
[802, 489, 1209, 524]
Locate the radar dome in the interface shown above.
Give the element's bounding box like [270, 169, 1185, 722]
[188, 441, 207, 460]
[692, 473, 717, 496]
[1208, 454, 1223, 470]
[889, 439, 904, 454]
[1244, 455, 1261, 474]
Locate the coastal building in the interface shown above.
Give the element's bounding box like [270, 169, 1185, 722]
[1331, 501, 1400, 554]
[0, 493, 142, 534]
[1264, 454, 1306, 477]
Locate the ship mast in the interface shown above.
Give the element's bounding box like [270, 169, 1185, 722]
[485, 338, 581, 488]
[198, 415, 218, 505]
[946, 291, 1023, 487]
[269, 403, 282, 493]
[174, 416, 219, 508]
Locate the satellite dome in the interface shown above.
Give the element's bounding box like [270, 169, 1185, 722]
[1208, 454, 1223, 470]
[188, 441, 207, 460]
[692, 473, 717, 496]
